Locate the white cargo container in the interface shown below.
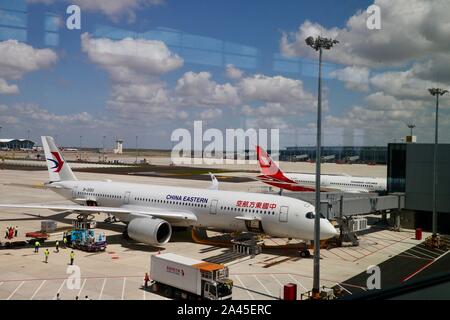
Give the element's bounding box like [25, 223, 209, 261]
[150, 253, 233, 300]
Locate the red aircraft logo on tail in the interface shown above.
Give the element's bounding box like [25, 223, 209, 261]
[47, 151, 64, 173]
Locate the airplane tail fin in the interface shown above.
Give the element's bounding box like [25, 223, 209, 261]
[256, 145, 286, 178]
[42, 136, 77, 182]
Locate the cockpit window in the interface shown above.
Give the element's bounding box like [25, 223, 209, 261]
[305, 212, 315, 219]
[306, 212, 326, 219]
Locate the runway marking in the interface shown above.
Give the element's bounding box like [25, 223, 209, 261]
[7, 281, 24, 300]
[253, 275, 272, 296]
[77, 279, 86, 298]
[401, 250, 450, 283]
[407, 247, 436, 259]
[413, 245, 442, 257]
[54, 279, 66, 300]
[235, 271, 368, 291]
[98, 278, 106, 300]
[30, 280, 46, 300]
[270, 275, 284, 298]
[121, 277, 126, 300]
[336, 283, 352, 295]
[288, 274, 307, 291]
[234, 275, 254, 300]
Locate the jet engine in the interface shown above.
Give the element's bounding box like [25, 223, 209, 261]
[127, 217, 172, 246]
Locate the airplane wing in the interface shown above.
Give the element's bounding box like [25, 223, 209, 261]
[0, 204, 197, 222]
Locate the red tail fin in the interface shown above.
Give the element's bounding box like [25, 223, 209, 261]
[256, 146, 287, 180]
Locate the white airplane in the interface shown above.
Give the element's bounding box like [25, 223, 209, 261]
[256, 146, 386, 193]
[0, 137, 337, 247]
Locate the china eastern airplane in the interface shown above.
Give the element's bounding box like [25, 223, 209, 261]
[256, 146, 386, 193]
[0, 137, 337, 247]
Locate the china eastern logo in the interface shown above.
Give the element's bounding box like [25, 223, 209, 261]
[47, 152, 64, 172]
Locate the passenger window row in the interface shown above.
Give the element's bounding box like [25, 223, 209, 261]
[220, 206, 275, 215]
[78, 191, 121, 199]
[133, 197, 207, 208]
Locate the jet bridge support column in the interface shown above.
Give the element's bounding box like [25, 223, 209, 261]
[393, 211, 401, 231]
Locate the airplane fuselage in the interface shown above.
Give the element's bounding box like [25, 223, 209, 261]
[286, 173, 386, 193]
[49, 179, 337, 240]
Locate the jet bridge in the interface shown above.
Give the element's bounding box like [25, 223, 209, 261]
[281, 191, 405, 246]
[281, 191, 405, 218]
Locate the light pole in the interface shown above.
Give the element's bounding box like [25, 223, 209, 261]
[428, 88, 448, 236]
[305, 35, 338, 297]
[135, 135, 138, 164]
[102, 135, 106, 151]
[27, 129, 30, 140]
[407, 123, 416, 137]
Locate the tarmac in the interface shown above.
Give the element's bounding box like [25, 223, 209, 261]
[0, 168, 438, 300]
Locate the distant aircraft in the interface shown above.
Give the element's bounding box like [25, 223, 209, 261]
[0, 137, 337, 247]
[256, 146, 386, 193]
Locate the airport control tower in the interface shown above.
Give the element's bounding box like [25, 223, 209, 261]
[114, 139, 123, 154]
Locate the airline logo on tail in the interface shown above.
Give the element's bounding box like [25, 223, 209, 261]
[256, 145, 316, 192]
[47, 151, 64, 173]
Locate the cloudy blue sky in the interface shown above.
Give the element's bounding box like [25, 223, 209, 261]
[1, 0, 449, 148]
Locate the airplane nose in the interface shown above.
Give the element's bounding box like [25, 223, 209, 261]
[320, 220, 338, 239]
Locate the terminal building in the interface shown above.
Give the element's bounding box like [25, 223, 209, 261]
[279, 146, 388, 164]
[388, 143, 450, 234]
[0, 139, 35, 150]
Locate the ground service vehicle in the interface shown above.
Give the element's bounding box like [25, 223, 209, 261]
[150, 253, 233, 300]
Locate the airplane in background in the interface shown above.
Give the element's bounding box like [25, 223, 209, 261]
[256, 146, 387, 193]
[0, 137, 337, 248]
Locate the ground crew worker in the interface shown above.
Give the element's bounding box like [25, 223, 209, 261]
[14, 226, 18, 237]
[63, 236, 67, 249]
[34, 240, 40, 253]
[144, 272, 150, 288]
[55, 240, 59, 253]
[70, 250, 75, 265]
[44, 249, 49, 263]
[5, 228, 8, 239]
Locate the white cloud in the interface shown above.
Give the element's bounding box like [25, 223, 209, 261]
[330, 66, 370, 92]
[175, 71, 240, 107]
[225, 64, 244, 80]
[0, 78, 19, 95]
[81, 33, 188, 122]
[280, 0, 450, 69]
[199, 108, 223, 120]
[369, 70, 447, 100]
[238, 74, 316, 109]
[81, 33, 183, 82]
[28, 0, 164, 22]
[0, 40, 57, 95]
[0, 104, 110, 131]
